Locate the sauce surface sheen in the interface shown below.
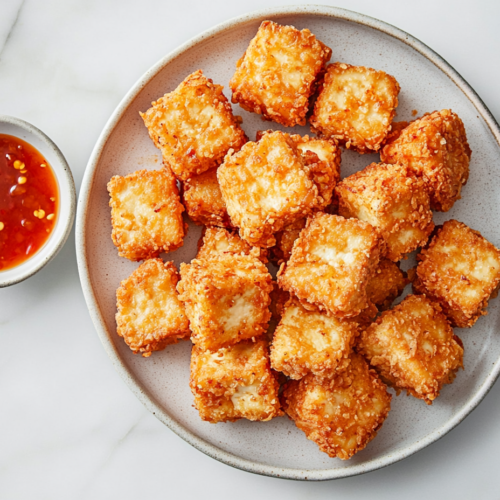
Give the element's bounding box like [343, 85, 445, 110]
[0, 134, 58, 271]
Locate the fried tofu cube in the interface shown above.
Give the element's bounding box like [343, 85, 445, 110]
[255, 130, 342, 211]
[230, 21, 332, 127]
[196, 227, 267, 263]
[181, 168, 232, 228]
[264, 282, 290, 342]
[380, 110, 471, 211]
[269, 282, 290, 321]
[310, 63, 400, 153]
[366, 259, 408, 311]
[116, 259, 190, 357]
[413, 220, 500, 327]
[278, 213, 384, 318]
[282, 353, 391, 460]
[358, 294, 464, 404]
[218, 131, 323, 248]
[177, 254, 273, 351]
[270, 298, 359, 379]
[270, 218, 307, 264]
[190, 340, 282, 423]
[352, 302, 379, 329]
[108, 169, 185, 261]
[141, 70, 247, 180]
[380, 120, 410, 147]
[266, 133, 342, 262]
[289, 134, 342, 210]
[336, 163, 434, 261]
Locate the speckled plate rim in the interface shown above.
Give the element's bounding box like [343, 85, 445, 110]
[0, 115, 76, 287]
[75, 5, 500, 481]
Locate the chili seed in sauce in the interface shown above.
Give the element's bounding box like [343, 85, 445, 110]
[0, 134, 58, 271]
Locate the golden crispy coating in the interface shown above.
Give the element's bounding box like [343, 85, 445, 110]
[278, 213, 384, 318]
[336, 163, 434, 261]
[181, 167, 232, 228]
[358, 294, 464, 404]
[289, 134, 342, 210]
[230, 21, 332, 127]
[265, 282, 290, 341]
[380, 110, 471, 212]
[270, 297, 360, 379]
[366, 259, 408, 311]
[190, 340, 283, 423]
[413, 220, 500, 328]
[381, 120, 410, 147]
[270, 218, 307, 264]
[269, 281, 290, 321]
[116, 259, 190, 357]
[266, 132, 342, 262]
[352, 302, 379, 329]
[256, 130, 342, 210]
[282, 353, 391, 460]
[196, 227, 267, 263]
[310, 63, 400, 153]
[218, 131, 323, 248]
[177, 254, 273, 351]
[108, 169, 185, 261]
[140, 70, 247, 180]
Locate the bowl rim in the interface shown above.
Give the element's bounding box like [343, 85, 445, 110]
[0, 115, 76, 287]
[75, 4, 500, 481]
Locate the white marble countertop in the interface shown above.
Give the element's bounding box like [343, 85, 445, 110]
[1, 0, 499, 498]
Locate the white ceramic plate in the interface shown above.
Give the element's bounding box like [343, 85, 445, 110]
[76, 6, 500, 480]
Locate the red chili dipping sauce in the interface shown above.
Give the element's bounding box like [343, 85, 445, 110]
[0, 134, 58, 271]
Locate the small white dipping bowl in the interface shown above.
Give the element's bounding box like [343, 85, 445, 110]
[0, 116, 76, 287]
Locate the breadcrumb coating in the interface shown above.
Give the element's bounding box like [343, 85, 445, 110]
[342, 260, 405, 335]
[381, 110, 471, 211]
[336, 162, 434, 261]
[196, 226, 267, 263]
[269, 282, 290, 321]
[182, 167, 232, 228]
[278, 212, 384, 318]
[366, 259, 408, 311]
[289, 134, 342, 210]
[177, 254, 273, 351]
[358, 294, 464, 404]
[108, 168, 185, 261]
[270, 218, 307, 264]
[352, 302, 379, 329]
[230, 21, 332, 127]
[256, 130, 342, 210]
[218, 131, 323, 248]
[413, 220, 500, 327]
[282, 353, 391, 460]
[191, 340, 282, 423]
[265, 133, 341, 262]
[310, 63, 400, 153]
[265, 282, 290, 341]
[270, 297, 360, 379]
[116, 259, 190, 357]
[141, 70, 247, 180]
[381, 120, 410, 147]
